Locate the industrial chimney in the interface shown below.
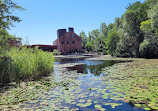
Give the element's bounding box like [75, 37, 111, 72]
[68, 27, 74, 32]
[57, 29, 66, 38]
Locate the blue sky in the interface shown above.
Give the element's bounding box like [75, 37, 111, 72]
[9, 0, 146, 45]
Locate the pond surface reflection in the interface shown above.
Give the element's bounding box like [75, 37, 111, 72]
[20, 59, 145, 111]
[53, 59, 145, 111]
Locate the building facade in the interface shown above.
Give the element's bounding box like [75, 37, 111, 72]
[8, 38, 22, 47]
[53, 27, 82, 54]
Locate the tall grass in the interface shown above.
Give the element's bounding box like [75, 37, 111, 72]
[0, 47, 54, 85]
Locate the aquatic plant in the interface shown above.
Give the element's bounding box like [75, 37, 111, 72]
[102, 60, 158, 110]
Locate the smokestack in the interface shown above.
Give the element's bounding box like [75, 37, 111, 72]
[57, 29, 66, 38]
[68, 27, 74, 32]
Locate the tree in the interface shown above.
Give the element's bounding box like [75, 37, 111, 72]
[148, 3, 158, 34]
[85, 42, 93, 52]
[119, 0, 150, 57]
[140, 20, 152, 34]
[107, 23, 114, 30]
[90, 29, 100, 40]
[0, 0, 24, 54]
[80, 31, 87, 48]
[114, 17, 123, 30]
[94, 33, 106, 52]
[0, 0, 24, 29]
[106, 30, 119, 56]
[100, 22, 108, 38]
[139, 37, 158, 58]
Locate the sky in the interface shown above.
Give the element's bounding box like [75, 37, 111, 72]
[9, 0, 146, 45]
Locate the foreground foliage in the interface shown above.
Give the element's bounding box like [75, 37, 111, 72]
[0, 48, 54, 85]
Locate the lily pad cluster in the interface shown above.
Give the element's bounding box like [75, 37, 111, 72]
[101, 60, 158, 110]
[1, 59, 156, 111]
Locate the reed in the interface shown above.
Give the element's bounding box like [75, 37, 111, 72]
[0, 47, 54, 85]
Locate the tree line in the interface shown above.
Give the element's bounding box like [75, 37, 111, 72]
[80, 0, 158, 58]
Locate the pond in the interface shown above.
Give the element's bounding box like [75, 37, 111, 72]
[20, 58, 145, 111]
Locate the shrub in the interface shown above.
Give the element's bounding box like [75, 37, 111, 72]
[84, 50, 88, 54]
[0, 47, 54, 85]
[52, 49, 61, 55]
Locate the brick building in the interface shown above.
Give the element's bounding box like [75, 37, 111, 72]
[8, 38, 22, 47]
[53, 27, 82, 54]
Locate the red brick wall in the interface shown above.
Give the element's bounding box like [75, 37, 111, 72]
[8, 38, 22, 47]
[54, 32, 82, 54]
[8, 38, 16, 47]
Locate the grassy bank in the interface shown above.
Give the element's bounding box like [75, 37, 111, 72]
[0, 47, 54, 85]
[102, 59, 158, 110]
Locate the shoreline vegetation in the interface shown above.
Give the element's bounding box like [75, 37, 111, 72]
[0, 47, 54, 86]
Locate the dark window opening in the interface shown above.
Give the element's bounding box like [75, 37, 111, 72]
[67, 41, 69, 44]
[72, 34, 75, 37]
[61, 41, 64, 44]
[72, 41, 75, 44]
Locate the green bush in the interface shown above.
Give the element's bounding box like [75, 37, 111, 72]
[84, 50, 88, 54]
[52, 49, 61, 55]
[0, 47, 54, 85]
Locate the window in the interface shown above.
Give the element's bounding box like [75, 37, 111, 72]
[72, 34, 75, 37]
[61, 41, 64, 44]
[67, 41, 69, 44]
[72, 41, 75, 44]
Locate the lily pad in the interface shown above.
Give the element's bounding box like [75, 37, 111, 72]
[95, 105, 102, 110]
[79, 99, 85, 103]
[105, 103, 122, 108]
[144, 107, 151, 110]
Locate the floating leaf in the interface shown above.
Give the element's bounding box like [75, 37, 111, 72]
[144, 107, 151, 110]
[71, 108, 79, 111]
[77, 103, 84, 107]
[87, 99, 92, 103]
[84, 102, 92, 107]
[79, 99, 85, 103]
[105, 103, 122, 108]
[93, 101, 98, 104]
[151, 106, 158, 110]
[95, 105, 102, 110]
[135, 104, 141, 107]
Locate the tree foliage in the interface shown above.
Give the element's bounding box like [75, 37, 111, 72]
[80, 31, 87, 48]
[106, 30, 119, 56]
[0, 0, 24, 54]
[0, 0, 24, 29]
[81, 0, 158, 58]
